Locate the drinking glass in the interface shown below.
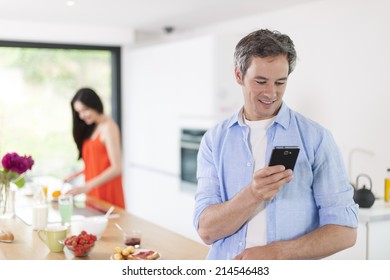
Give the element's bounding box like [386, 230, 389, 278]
[123, 230, 142, 248]
[58, 194, 73, 225]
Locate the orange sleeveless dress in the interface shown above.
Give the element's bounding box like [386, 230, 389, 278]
[82, 135, 125, 208]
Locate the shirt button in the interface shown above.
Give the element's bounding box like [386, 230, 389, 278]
[246, 162, 251, 167]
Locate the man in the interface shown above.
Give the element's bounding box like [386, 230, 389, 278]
[193, 29, 358, 260]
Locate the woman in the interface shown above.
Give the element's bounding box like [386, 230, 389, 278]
[65, 88, 125, 208]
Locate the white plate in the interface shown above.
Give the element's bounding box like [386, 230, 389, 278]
[110, 249, 161, 260]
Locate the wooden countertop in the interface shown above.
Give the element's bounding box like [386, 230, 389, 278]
[0, 195, 209, 260]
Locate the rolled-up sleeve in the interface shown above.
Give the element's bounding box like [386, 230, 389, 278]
[312, 130, 359, 228]
[193, 132, 222, 231]
[317, 189, 359, 227]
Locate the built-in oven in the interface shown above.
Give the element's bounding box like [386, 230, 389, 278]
[180, 128, 207, 185]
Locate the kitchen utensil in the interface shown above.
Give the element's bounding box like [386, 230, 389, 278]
[115, 223, 124, 233]
[104, 206, 115, 219]
[353, 173, 375, 208]
[71, 216, 108, 239]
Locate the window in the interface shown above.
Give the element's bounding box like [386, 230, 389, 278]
[0, 41, 121, 178]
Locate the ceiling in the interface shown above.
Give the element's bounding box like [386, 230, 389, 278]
[0, 0, 318, 35]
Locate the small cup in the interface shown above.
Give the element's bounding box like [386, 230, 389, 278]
[58, 194, 73, 225]
[38, 224, 68, 253]
[123, 230, 142, 248]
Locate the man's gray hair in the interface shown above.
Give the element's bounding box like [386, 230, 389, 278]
[234, 29, 297, 78]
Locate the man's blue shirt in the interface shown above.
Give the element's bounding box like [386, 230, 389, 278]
[193, 102, 358, 260]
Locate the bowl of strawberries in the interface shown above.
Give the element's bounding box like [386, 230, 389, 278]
[64, 231, 97, 257]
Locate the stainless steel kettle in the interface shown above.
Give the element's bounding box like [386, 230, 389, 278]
[353, 173, 375, 208]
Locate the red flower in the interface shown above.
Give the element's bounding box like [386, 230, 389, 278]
[1, 152, 34, 174]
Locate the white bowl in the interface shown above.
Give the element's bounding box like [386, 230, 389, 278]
[70, 216, 108, 239]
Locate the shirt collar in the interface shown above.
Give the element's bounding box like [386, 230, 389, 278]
[227, 108, 243, 128]
[228, 102, 290, 129]
[273, 102, 290, 129]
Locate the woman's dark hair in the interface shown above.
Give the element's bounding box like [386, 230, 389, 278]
[71, 88, 104, 159]
[234, 29, 297, 78]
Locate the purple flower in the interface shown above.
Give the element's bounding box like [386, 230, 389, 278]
[1, 152, 34, 174]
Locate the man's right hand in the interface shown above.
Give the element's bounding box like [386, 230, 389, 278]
[249, 165, 293, 202]
[197, 165, 292, 245]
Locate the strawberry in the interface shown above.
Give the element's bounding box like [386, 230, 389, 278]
[65, 231, 96, 257]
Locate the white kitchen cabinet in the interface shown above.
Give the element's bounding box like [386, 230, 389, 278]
[361, 201, 390, 259]
[123, 165, 202, 242]
[326, 201, 390, 260]
[174, 34, 242, 122]
[124, 34, 242, 175]
[367, 219, 390, 259]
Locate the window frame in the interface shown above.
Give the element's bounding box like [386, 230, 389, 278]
[0, 40, 122, 130]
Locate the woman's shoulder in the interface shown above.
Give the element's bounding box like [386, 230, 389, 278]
[99, 117, 120, 139]
[103, 117, 119, 129]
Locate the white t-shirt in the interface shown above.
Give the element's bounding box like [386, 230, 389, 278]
[243, 113, 275, 248]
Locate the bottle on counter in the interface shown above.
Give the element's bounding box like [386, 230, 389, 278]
[32, 186, 48, 230]
[385, 168, 390, 203]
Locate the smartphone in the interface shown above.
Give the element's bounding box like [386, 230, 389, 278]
[268, 146, 300, 171]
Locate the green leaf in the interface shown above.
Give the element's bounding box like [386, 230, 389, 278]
[14, 176, 25, 188]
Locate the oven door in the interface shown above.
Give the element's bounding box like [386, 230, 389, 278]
[180, 129, 206, 184]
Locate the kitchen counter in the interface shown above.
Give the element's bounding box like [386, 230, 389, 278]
[358, 200, 390, 223]
[0, 195, 208, 260]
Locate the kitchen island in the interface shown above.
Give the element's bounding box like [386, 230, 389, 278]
[0, 195, 208, 260]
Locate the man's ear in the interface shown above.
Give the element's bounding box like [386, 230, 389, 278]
[234, 66, 244, 85]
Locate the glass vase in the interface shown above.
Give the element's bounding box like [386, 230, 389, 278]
[0, 182, 15, 219]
